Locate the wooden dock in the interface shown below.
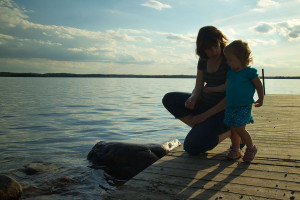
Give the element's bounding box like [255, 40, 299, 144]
[110, 94, 300, 200]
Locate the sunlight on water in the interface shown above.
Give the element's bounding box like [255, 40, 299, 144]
[0, 77, 299, 199]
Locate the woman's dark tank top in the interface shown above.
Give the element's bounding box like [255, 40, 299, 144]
[197, 57, 230, 107]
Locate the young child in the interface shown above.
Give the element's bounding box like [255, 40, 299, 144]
[204, 40, 264, 162]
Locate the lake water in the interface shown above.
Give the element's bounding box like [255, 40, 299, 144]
[1, 77, 299, 199]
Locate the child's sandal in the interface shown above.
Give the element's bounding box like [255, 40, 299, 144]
[226, 149, 242, 160]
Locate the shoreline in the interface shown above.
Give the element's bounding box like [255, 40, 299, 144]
[1, 72, 300, 79]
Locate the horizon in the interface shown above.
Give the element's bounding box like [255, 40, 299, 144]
[2, 71, 300, 78]
[1, 0, 300, 76]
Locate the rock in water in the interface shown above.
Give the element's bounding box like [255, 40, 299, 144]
[0, 175, 23, 200]
[87, 139, 181, 180]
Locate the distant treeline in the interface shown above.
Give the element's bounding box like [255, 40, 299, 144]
[1, 72, 300, 79]
[0, 72, 195, 78]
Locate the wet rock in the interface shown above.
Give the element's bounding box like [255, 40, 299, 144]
[22, 167, 41, 175]
[0, 175, 23, 200]
[53, 176, 76, 188]
[20, 163, 48, 176]
[87, 139, 181, 180]
[22, 175, 77, 198]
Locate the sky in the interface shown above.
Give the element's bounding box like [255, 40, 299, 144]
[0, 0, 300, 76]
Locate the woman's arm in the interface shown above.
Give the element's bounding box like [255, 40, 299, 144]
[252, 77, 264, 107]
[191, 80, 227, 125]
[191, 97, 226, 125]
[205, 80, 228, 116]
[185, 69, 204, 109]
[203, 84, 226, 93]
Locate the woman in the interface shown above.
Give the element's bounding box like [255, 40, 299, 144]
[162, 26, 231, 155]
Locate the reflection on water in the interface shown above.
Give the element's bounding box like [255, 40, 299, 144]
[0, 77, 299, 199]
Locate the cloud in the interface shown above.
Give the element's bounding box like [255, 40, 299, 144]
[247, 38, 276, 47]
[276, 21, 300, 41]
[163, 33, 195, 43]
[0, 33, 14, 45]
[0, 0, 198, 74]
[251, 20, 300, 41]
[257, 0, 279, 7]
[0, 0, 156, 63]
[252, 23, 275, 33]
[0, 0, 29, 28]
[252, 0, 279, 12]
[140, 0, 171, 10]
[0, 33, 14, 40]
[0, 0, 195, 70]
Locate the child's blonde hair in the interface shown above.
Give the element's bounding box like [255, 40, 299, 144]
[224, 40, 253, 67]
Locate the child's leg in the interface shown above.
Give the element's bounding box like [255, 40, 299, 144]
[234, 125, 257, 162]
[234, 125, 253, 148]
[226, 126, 242, 160]
[230, 126, 241, 149]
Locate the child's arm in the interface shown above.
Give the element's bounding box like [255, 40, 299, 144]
[252, 77, 264, 107]
[203, 83, 226, 93]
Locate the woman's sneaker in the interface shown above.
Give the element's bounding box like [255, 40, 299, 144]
[226, 149, 242, 160]
[243, 145, 258, 162]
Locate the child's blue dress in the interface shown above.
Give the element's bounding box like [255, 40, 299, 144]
[224, 67, 258, 127]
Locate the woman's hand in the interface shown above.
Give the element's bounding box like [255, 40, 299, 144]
[185, 96, 197, 110]
[191, 113, 209, 125]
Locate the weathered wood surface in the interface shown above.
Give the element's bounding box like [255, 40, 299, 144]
[110, 94, 300, 200]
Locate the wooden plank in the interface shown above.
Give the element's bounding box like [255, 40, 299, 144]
[167, 147, 300, 167]
[125, 174, 298, 199]
[143, 165, 300, 191]
[153, 155, 300, 181]
[109, 95, 300, 200]
[110, 184, 271, 200]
